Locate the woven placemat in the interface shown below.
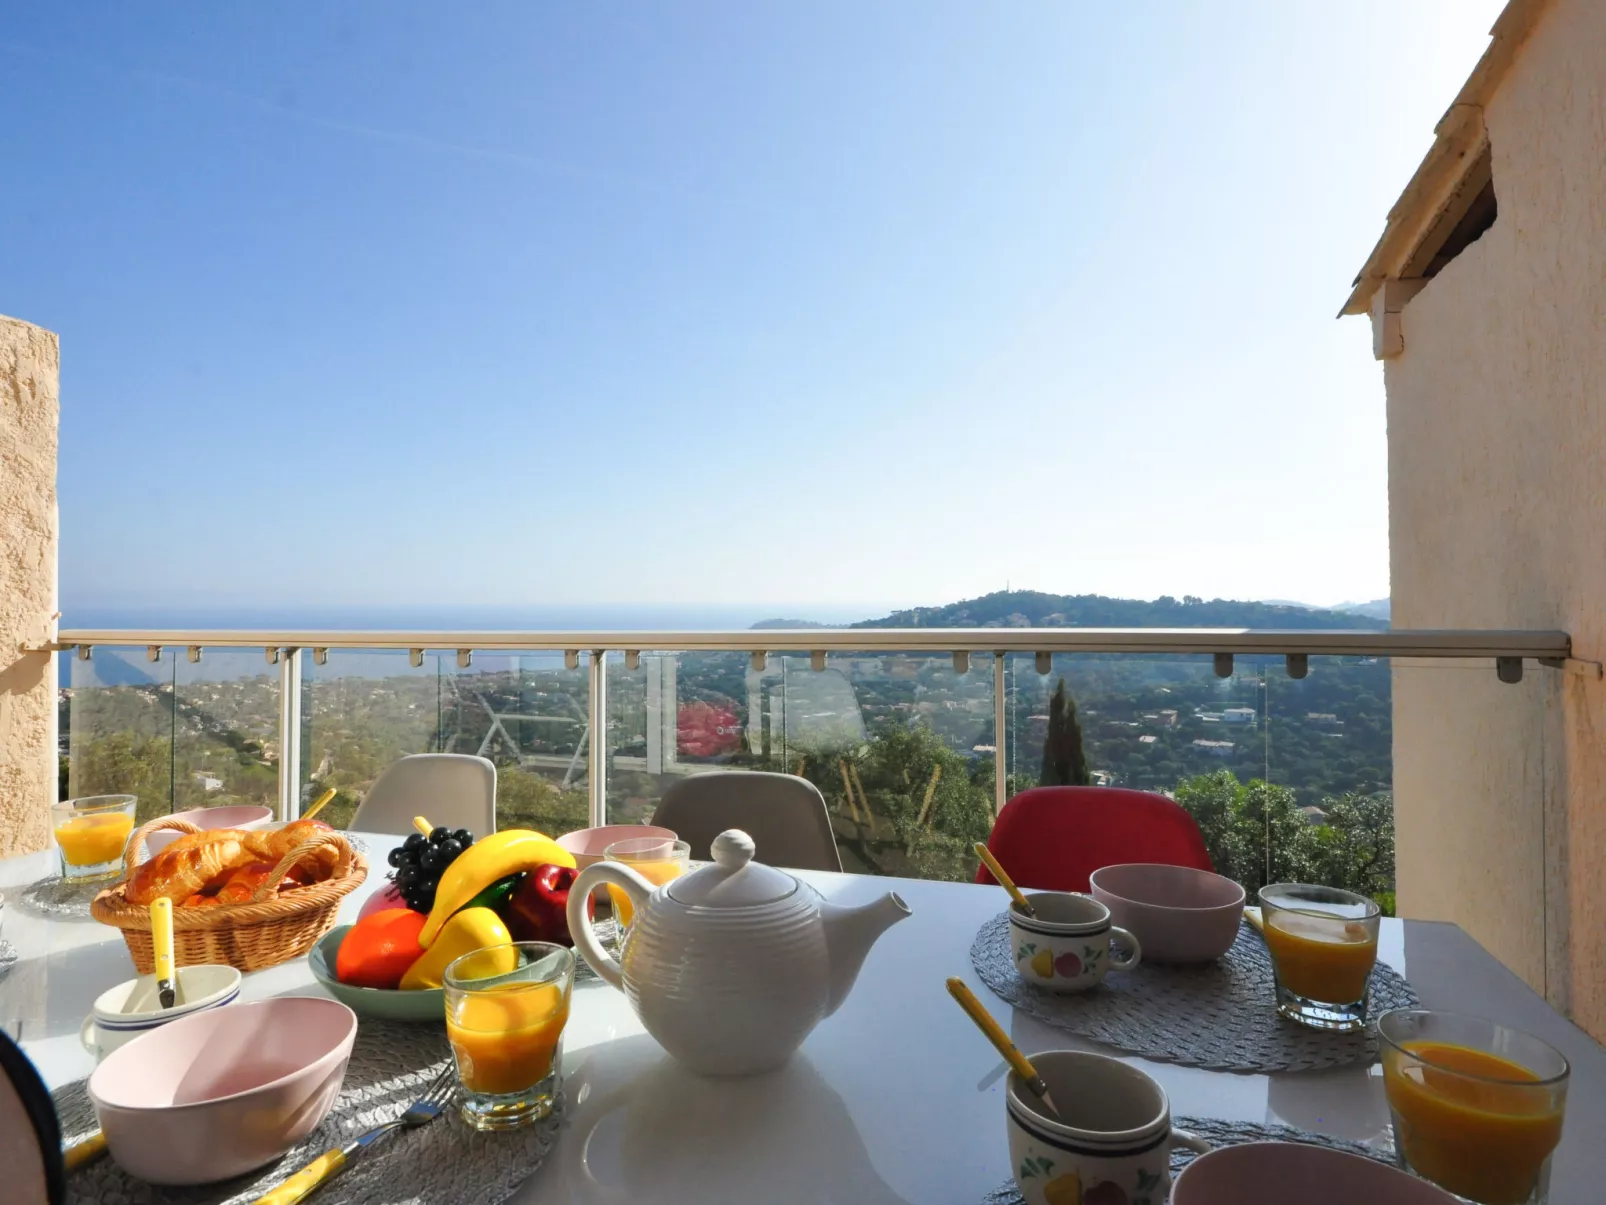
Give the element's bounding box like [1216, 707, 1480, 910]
[971, 914, 1417, 1072]
[981, 1116, 1392, 1203]
[54, 1018, 559, 1205]
[15, 875, 106, 920]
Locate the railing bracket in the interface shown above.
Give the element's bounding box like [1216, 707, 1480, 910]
[313, 647, 328, 665]
[1496, 656, 1523, 684]
[625, 650, 640, 671]
[266, 648, 280, 665]
[77, 645, 91, 661]
[811, 651, 826, 671]
[146, 645, 161, 663]
[409, 648, 424, 668]
[187, 646, 202, 664]
[1213, 653, 1233, 678]
[1285, 654, 1308, 679]
[1035, 652, 1051, 674]
[457, 649, 472, 669]
[952, 651, 970, 675]
[751, 651, 767, 672]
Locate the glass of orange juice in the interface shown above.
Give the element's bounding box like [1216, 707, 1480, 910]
[1379, 1009, 1568, 1204]
[51, 795, 138, 883]
[1257, 883, 1380, 1031]
[444, 941, 575, 1131]
[603, 837, 690, 929]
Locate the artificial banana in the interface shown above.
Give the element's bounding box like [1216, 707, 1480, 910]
[418, 829, 575, 946]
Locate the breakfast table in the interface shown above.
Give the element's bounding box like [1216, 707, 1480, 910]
[4, 832, 1606, 1205]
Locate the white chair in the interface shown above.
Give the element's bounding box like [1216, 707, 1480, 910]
[650, 770, 841, 872]
[348, 754, 497, 837]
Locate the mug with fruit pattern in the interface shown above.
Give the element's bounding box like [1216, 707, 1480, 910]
[1010, 892, 1141, 993]
[1008, 1050, 1209, 1205]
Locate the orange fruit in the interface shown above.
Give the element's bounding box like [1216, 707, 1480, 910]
[335, 907, 429, 990]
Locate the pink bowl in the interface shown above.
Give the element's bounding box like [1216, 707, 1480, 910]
[88, 996, 356, 1185]
[143, 805, 275, 856]
[1089, 863, 1246, 964]
[1172, 1143, 1457, 1203]
[556, 824, 677, 870]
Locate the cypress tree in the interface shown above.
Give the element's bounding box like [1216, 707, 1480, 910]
[1039, 678, 1092, 787]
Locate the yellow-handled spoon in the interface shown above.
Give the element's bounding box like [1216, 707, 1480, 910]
[63, 1131, 107, 1171]
[412, 815, 433, 838]
[972, 843, 1036, 917]
[151, 897, 179, 1009]
[945, 977, 1060, 1118]
[301, 787, 338, 822]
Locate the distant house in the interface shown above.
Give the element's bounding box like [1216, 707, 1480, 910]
[192, 772, 223, 793]
[1221, 707, 1257, 725]
[1156, 709, 1179, 726]
[1300, 805, 1329, 824]
[1138, 734, 1158, 744]
[1192, 739, 1235, 758]
[1306, 712, 1341, 727]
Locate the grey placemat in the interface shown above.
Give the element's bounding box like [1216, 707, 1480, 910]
[55, 1018, 559, 1205]
[982, 1116, 1392, 1203]
[970, 914, 1418, 1072]
[16, 874, 106, 920]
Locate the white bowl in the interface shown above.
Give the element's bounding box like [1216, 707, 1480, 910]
[557, 824, 677, 870]
[80, 964, 242, 1062]
[1089, 863, 1246, 964]
[88, 996, 356, 1185]
[142, 805, 275, 855]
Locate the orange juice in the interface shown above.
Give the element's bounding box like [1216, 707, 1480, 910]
[1263, 909, 1377, 1001]
[446, 981, 569, 1096]
[54, 812, 134, 867]
[1384, 1041, 1564, 1205]
[608, 857, 685, 928]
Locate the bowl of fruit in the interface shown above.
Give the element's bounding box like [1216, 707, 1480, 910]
[309, 824, 590, 1021]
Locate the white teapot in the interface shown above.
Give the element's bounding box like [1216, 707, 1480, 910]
[567, 829, 911, 1076]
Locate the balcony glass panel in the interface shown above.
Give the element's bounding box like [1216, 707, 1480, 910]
[300, 649, 589, 835]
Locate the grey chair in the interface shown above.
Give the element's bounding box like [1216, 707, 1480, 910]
[348, 753, 497, 837]
[650, 770, 842, 872]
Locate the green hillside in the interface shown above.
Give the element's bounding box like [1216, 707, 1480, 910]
[855, 590, 1387, 631]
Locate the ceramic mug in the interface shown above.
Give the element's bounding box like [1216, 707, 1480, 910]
[1008, 1050, 1209, 1205]
[80, 964, 241, 1062]
[1010, 892, 1141, 992]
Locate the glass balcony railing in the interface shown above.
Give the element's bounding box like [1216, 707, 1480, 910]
[55, 627, 1569, 920]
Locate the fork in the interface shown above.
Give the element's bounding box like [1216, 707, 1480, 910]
[253, 1067, 456, 1205]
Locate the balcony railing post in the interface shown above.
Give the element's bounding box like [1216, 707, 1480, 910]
[993, 652, 1007, 818]
[278, 647, 302, 821]
[588, 650, 608, 828]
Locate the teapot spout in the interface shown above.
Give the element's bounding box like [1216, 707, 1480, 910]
[820, 892, 911, 1016]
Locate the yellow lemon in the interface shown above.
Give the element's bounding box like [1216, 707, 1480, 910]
[1044, 1171, 1082, 1205]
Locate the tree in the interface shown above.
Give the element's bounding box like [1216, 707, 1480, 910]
[1039, 678, 1091, 787]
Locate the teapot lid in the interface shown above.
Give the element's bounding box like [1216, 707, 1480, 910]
[667, 830, 797, 908]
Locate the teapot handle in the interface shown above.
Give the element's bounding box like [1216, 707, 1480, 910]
[567, 861, 654, 992]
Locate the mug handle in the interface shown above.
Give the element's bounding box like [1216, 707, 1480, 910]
[79, 1015, 99, 1057]
[1109, 925, 1142, 970]
[566, 861, 655, 992]
[1172, 1127, 1212, 1156]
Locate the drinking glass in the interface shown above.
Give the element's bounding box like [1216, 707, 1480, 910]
[443, 941, 575, 1131]
[1257, 883, 1380, 1031]
[1379, 1009, 1569, 1204]
[51, 795, 138, 883]
[603, 837, 690, 929]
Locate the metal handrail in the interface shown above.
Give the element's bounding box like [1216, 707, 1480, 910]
[48, 626, 1572, 657]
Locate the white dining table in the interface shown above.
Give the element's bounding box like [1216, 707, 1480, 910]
[4, 833, 1605, 1204]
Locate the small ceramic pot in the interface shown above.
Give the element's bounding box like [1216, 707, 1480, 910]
[80, 965, 242, 1062]
[1008, 1050, 1209, 1205]
[1010, 892, 1141, 992]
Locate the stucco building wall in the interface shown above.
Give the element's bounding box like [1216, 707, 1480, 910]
[1387, 0, 1606, 1035]
[0, 315, 59, 858]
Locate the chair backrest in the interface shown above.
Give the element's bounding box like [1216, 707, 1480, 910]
[348, 754, 498, 838]
[976, 786, 1213, 892]
[650, 770, 842, 872]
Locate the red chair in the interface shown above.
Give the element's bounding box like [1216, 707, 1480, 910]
[975, 787, 1213, 892]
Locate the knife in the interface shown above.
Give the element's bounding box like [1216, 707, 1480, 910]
[152, 897, 178, 1009]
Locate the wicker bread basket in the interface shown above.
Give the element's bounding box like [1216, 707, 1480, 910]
[90, 815, 368, 974]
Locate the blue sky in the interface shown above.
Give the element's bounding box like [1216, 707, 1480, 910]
[2, 2, 1505, 617]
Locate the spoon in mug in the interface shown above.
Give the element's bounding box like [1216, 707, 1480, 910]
[972, 844, 1036, 917]
[946, 977, 1061, 1118]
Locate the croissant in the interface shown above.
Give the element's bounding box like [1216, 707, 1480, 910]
[126, 819, 338, 906]
[210, 861, 287, 905]
[125, 832, 249, 905]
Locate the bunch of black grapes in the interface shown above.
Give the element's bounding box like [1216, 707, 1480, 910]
[386, 827, 475, 913]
